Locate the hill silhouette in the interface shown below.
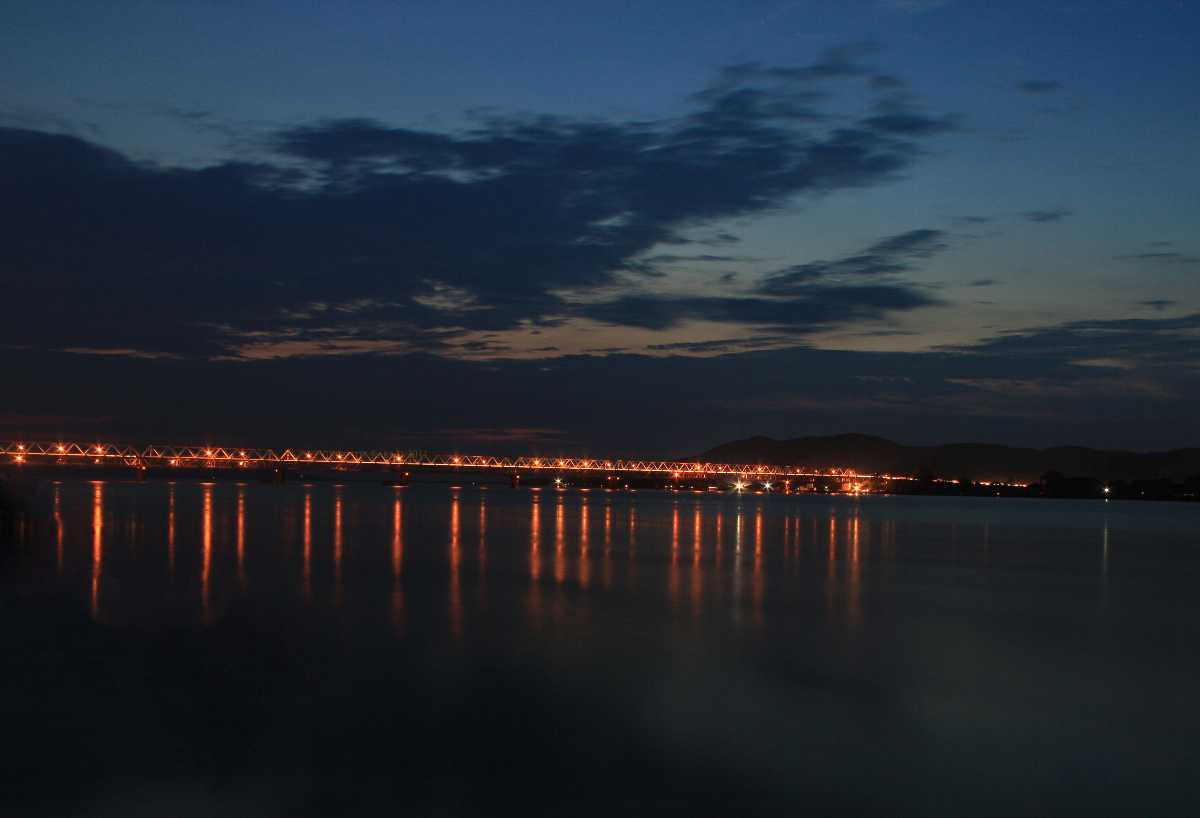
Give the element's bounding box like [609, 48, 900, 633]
[697, 434, 1200, 483]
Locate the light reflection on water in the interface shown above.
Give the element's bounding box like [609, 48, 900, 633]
[25, 478, 1198, 640]
[53, 484, 63, 575]
[302, 486, 312, 602]
[448, 491, 461, 638]
[333, 486, 343, 608]
[201, 483, 212, 623]
[5, 478, 1200, 815]
[90, 481, 102, 620]
[236, 485, 246, 591]
[391, 490, 404, 632]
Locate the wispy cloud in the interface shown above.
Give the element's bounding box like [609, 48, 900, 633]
[1024, 208, 1072, 223]
[1116, 252, 1200, 266]
[758, 228, 949, 295]
[885, 0, 948, 11]
[1016, 80, 1062, 95]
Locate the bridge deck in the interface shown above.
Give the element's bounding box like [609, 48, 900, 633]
[0, 440, 903, 481]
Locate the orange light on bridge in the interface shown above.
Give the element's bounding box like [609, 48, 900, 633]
[306, 453, 313, 459]
[14, 454, 24, 463]
[16, 444, 23, 451]
[57, 444, 65, 452]
[451, 456, 460, 464]
[206, 449, 213, 457]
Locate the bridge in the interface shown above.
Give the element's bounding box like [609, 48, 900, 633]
[0, 439, 908, 488]
[0, 439, 1027, 491]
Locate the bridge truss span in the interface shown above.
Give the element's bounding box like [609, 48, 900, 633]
[0, 439, 902, 481]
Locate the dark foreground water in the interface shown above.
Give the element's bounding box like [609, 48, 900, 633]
[2, 479, 1199, 816]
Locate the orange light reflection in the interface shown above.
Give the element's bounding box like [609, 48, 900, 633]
[333, 488, 344, 607]
[303, 488, 313, 602]
[236, 487, 246, 591]
[554, 496, 566, 585]
[167, 484, 176, 577]
[90, 482, 103, 619]
[53, 485, 63, 574]
[578, 499, 590, 589]
[391, 491, 404, 633]
[201, 484, 213, 623]
[449, 492, 461, 638]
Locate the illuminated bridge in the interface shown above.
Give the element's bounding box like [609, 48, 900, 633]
[0, 439, 912, 488]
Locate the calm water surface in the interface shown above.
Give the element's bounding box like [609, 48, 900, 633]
[3, 479, 1199, 815]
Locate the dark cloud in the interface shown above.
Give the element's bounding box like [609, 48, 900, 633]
[704, 44, 896, 90]
[758, 228, 948, 295]
[1017, 80, 1063, 95]
[1138, 299, 1177, 311]
[1024, 208, 1072, 223]
[1, 49, 958, 360]
[642, 254, 756, 264]
[644, 336, 795, 354]
[577, 284, 939, 333]
[6, 312, 1198, 453]
[860, 111, 961, 136]
[945, 313, 1200, 372]
[1115, 252, 1200, 266]
[967, 278, 998, 287]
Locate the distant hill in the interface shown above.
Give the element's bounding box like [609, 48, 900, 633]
[696, 433, 1200, 482]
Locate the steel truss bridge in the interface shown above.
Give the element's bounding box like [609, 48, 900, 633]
[0, 440, 913, 483]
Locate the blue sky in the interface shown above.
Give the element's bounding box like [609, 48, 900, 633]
[2, 0, 1198, 452]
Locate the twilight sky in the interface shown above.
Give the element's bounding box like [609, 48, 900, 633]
[2, 0, 1198, 455]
